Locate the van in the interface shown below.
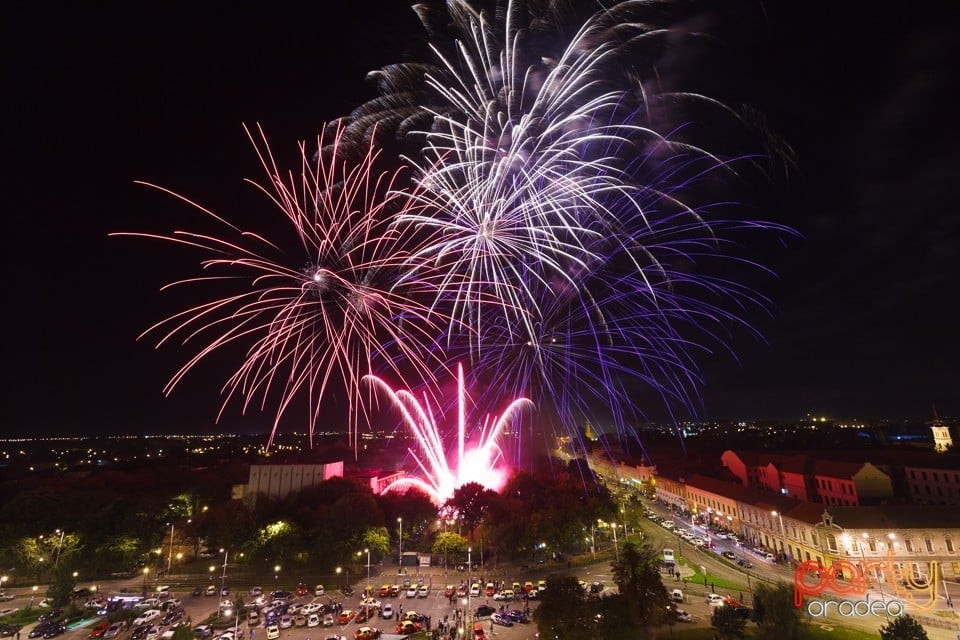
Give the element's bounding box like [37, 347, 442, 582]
[764, 552, 776, 563]
[671, 589, 683, 602]
[662, 548, 675, 564]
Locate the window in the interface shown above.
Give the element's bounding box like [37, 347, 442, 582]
[868, 538, 877, 553]
[904, 538, 915, 553]
[827, 534, 838, 553]
[945, 537, 955, 554]
[925, 539, 934, 554]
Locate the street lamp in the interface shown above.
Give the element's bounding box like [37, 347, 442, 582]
[363, 549, 370, 584]
[142, 567, 149, 592]
[274, 565, 281, 587]
[771, 511, 785, 555]
[166, 522, 175, 575]
[219, 549, 229, 597]
[397, 517, 403, 569]
[54, 529, 66, 566]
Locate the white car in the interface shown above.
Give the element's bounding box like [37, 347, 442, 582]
[705, 593, 726, 607]
[417, 586, 429, 598]
[133, 610, 162, 626]
[469, 584, 481, 597]
[381, 604, 393, 619]
[306, 614, 320, 628]
[322, 614, 334, 627]
[264, 626, 280, 640]
[300, 603, 321, 615]
[279, 615, 292, 629]
[249, 587, 263, 597]
[406, 586, 418, 598]
[676, 608, 692, 622]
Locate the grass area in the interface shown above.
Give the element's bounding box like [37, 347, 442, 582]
[677, 556, 749, 594]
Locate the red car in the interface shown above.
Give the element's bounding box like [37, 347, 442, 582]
[88, 621, 111, 639]
[354, 627, 380, 640]
[295, 583, 309, 597]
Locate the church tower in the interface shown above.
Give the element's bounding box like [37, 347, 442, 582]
[931, 407, 953, 452]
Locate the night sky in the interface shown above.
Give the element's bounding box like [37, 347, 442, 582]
[3, 1, 958, 438]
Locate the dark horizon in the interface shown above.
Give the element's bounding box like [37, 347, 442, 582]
[3, 1, 958, 439]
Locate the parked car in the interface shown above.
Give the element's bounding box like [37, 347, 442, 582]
[675, 609, 692, 623]
[417, 586, 429, 598]
[353, 628, 380, 640]
[503, 610, 528, 624]
[88, 621, 111, 638]
[395, 621, 418, 634]
[314, 585, 325, 596]
[306, 614, 320, 628]
[490, 613, 513, 627]
[671, 589, 684, 602]
[474, 605, 496, 619]
[381, 604, 393, 619]
[192, 626, 214, 639]
[721, 551, 737, 560]
[133, 610, 162, 627]
[264, 626, 279, 640]
[191, 587, 202, 597]
[42, 624, 67, 639]
[204, 586, 216, 597]
[705, 593, 726, 607]
[292, 615, 307, 628]
[405, 586, 417, 598]
[322, 614, 334, 627]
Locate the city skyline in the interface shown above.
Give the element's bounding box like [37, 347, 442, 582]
[3, 1, 958, 439]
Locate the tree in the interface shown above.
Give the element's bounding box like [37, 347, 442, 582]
[46, 563, 78, 608]
[360, 527, 390, 561]
[610, 541, 671, 628]
[711, 605, 748, 640]
[532, 574, 593, 640]
[879, 615, 929, 640]
[445, 482, 499, 539]
[752, 582, 806, 640]
[431, 532, 468, 569]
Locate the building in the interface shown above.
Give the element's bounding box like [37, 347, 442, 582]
[931, 413, 954, 453]
[235, 462, 344, 503]
[812, 460, 893, 506]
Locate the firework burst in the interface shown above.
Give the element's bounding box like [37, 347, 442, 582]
[364, 363, 533, 503]
[114, 123, 450, 451]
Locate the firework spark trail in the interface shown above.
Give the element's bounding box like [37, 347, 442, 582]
[364, 363, 533, 503]
[113, 123, 452, 452]
[122, 0, 796, 458]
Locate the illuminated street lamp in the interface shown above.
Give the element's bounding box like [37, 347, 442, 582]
[166, 522, 175, 575]
[397, 517, 403, 568]
[771, 510, 785, 555]
[219, 549, 229, 597]
[54, 529, 66, 566]
[142, 567, 149, 591]
[274, 565, 281, 587]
